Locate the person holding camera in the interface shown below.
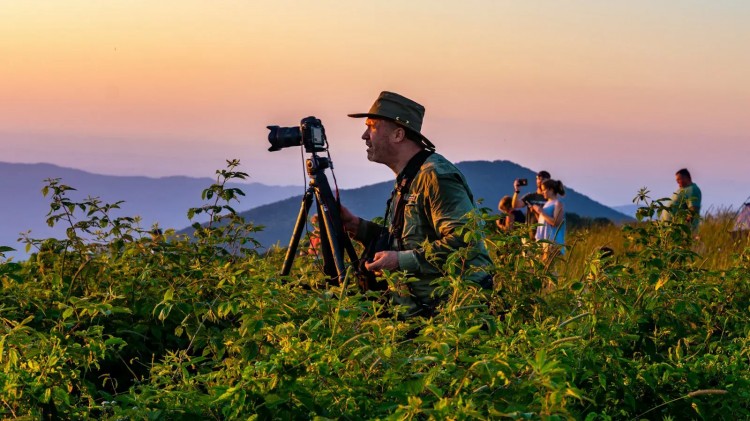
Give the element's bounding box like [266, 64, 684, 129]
[496, 195, 526, 232]
[511, 171, 551, 240]
[340, 91, 492, 318]
[529, 179, 566, 263]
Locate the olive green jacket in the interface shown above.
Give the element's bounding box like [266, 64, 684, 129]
[355, 153, 492, 284]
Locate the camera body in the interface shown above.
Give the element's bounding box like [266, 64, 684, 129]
[268, 116, 327, 153]
[516, 178, 528, 187]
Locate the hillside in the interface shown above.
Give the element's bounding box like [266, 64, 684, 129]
[0, 162, 300, 259]
[613, 204, 639, 218]
[227, 160, 633, 249]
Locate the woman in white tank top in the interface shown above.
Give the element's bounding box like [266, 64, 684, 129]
[530, 179, 566, 264]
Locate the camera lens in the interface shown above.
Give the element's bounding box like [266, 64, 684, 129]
[267, 126, 303, 151]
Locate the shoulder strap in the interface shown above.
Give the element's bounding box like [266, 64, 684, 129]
[390, 150, 433, 250]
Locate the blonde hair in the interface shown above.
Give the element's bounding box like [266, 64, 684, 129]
[498, 196, 513, 213]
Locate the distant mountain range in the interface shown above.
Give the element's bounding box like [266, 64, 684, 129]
[1, 160, 632, 260]
[0, 162, 300, 259]
[221, 160, 633, 250]
[613, 204, 639, 218]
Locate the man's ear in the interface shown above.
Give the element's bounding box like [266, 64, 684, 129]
[391, 125, 407, 143]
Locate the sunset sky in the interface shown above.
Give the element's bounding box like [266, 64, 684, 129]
[2, 1, 749, 209]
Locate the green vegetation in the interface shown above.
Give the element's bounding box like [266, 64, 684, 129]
[1, 163, 748, 419]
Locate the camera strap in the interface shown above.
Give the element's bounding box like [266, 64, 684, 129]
[385, 149, 434, 250]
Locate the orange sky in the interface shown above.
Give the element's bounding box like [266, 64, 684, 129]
[2, 1, 749, 207]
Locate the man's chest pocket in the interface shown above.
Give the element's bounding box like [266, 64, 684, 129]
[402, 195, 428, 239]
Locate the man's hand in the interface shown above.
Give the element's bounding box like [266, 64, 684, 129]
[513, 179, 523, 191]
[364, 251, 399, 275]
[339, 205, 360, 235]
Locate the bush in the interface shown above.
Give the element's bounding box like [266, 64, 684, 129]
[0, 168, 748, 419]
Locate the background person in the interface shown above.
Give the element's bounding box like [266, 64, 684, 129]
[340, 91, 492, 318]
[306, 214, 321, 256]
[529, 179, 566, 263]
[496, 195, 526, 232]
[150, 228, 163, 242]
[731, 202, 750, 242]
[143, 228, 164, 254]
[661, 168, 702, 232]
[511, 171, 551, 240]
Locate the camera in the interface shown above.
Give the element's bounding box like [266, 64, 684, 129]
[515, 178, 528, 186]
[268, 116, 327, 153]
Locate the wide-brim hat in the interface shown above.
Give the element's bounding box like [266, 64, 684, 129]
[348, 91, 435, 151]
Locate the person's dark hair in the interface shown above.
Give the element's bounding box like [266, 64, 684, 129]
[537, 170, 551, 180]
[676, 168, 691, 179]
[541, 179, 565, 196]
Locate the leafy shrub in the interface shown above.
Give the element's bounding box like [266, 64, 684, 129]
[0, 167, 748, 419]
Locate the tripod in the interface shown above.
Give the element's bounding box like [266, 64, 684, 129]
[280, 154, 359, 283]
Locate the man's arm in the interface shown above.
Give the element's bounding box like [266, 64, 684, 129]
[340, 205, 381, 244]
[686, 186, 701, 213]
[511, 179, 524, 209]
[339, 205, 360, 234]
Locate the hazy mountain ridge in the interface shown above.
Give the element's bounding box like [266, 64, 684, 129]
[227, 159, 633, 250]
[1, 160, 632, 259]
[613, 204, 639, 218]
[0, 162, 300, 259]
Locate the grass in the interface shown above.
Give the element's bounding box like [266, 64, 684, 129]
[558, 208, 750, 281]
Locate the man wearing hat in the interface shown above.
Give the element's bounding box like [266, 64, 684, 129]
[341, 91, 492, 317]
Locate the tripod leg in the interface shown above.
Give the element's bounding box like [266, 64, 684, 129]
[281, 156, 361, 285]
[342, 229, 359, 265]
[280, 189, 314, 276]
[315, 200, 338, 280]
[315, 188, 348, 282]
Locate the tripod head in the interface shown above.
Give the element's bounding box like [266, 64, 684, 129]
[306, 154, 331, 178]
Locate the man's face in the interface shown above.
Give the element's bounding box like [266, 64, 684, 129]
[676, 173, 690, 188]
[536, 175, 548, 192]
[362, 118, 398, 165]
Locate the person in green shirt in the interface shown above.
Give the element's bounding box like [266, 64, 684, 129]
[340, 91, 492, 317]
[662, 168, 702, 232]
